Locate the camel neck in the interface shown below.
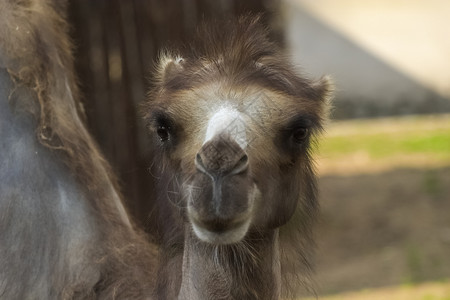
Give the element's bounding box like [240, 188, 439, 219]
[178, 228, 281, 300]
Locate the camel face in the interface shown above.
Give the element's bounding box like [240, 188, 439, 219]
[147, 77, 329, 245]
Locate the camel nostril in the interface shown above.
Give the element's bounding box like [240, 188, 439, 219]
[239, 154, 248, 164]
[195, 153, 207, 173]
[231, 154, 249, 175]
[196, 153, 202, 164]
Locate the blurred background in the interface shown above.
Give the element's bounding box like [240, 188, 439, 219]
[67, 0, 450, 298]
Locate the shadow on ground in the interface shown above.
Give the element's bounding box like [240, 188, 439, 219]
[315, 167, 450, 295]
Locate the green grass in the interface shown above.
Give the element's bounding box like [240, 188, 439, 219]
[303, 279, 450, 300]
[317, 114, 450, 172]
[320, 129, 450, 159]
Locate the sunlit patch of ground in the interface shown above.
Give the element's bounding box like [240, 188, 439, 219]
[317, 114, 450, 175]
[304, 280, 450, 300]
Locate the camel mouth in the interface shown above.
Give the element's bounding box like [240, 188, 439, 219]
[190, 217, 251, 245]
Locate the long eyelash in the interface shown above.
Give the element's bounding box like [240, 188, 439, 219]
[149, 110, 175, 129]
[284, 115, 313, 131]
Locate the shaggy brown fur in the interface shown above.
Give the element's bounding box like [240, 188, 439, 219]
[0, 0, 156, 298]
[144, 15, 332, 299]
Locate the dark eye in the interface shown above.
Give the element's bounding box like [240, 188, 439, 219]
[156, 125, 170, 142]
[292, 127, 309, 143]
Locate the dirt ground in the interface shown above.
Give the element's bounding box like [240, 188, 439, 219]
[313, 167, 450, 296]
[307, 280, 450, 300]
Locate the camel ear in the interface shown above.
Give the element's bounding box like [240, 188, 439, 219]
[155, 52, 185, 85]
[314, 75, 333, 102]
[313, 75, 334, 118]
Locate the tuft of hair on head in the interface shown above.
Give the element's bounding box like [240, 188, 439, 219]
[192, 14, 275, 74]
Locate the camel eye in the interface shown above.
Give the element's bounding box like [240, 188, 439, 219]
[156, 125, 170, 142]
[150, 110, 175, 144]
[292, 127, 309, 143]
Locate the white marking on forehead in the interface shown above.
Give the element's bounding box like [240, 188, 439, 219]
[204, 107, 247, 149]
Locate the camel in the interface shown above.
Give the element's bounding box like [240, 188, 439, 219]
[0, 1, 155, 298]
[144, 15, 332, 299]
